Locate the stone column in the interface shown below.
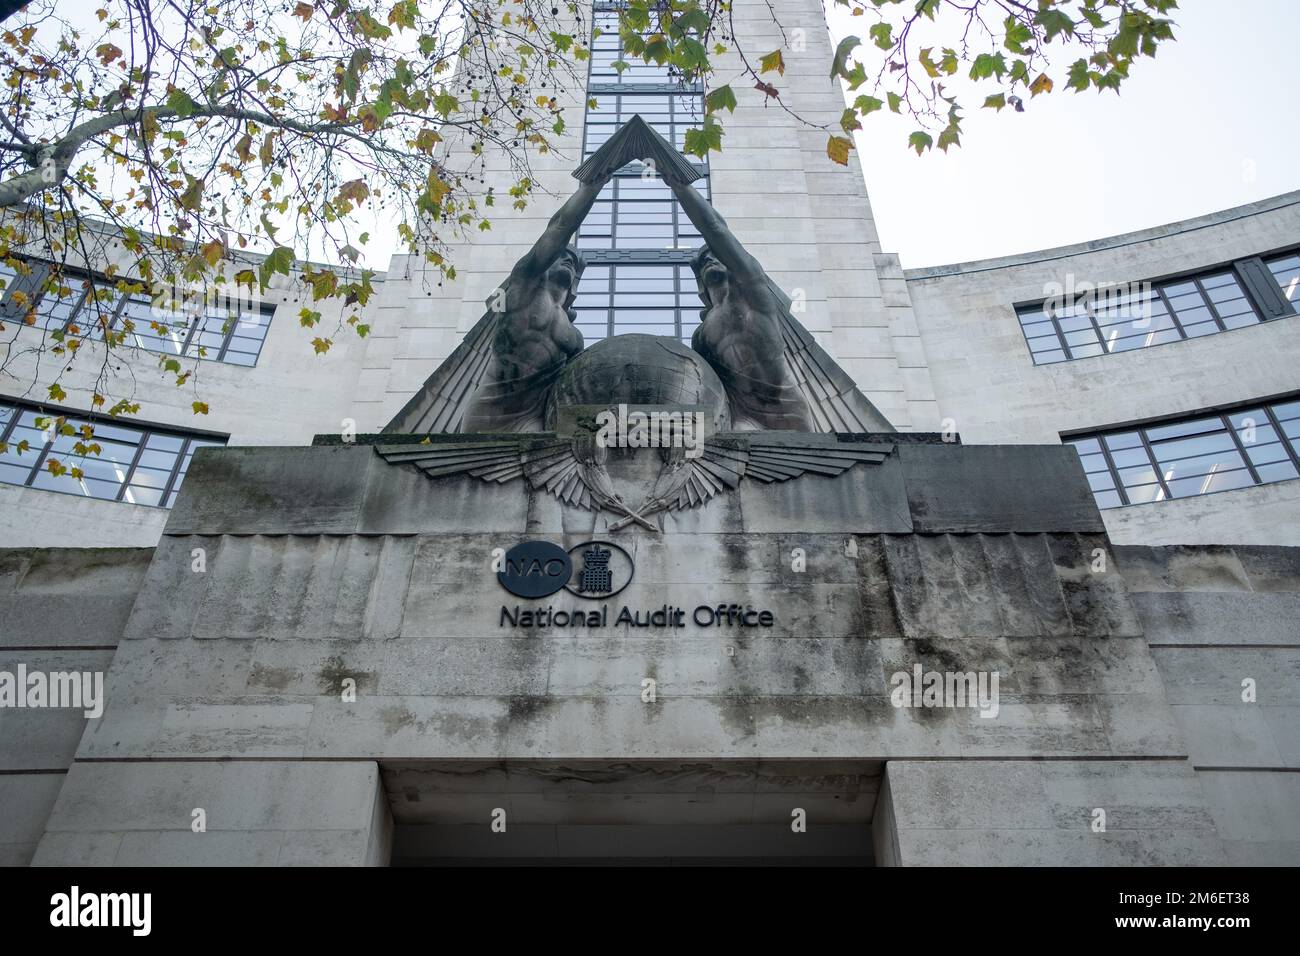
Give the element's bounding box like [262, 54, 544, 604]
[33, 761, 391, 866]
[872, 759, 1224, 866]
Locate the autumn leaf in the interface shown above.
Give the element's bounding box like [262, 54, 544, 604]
[759, 50, 785, 76]
[179, 174, 205, 212]
[293, 2, 314, 21]
[414, 128, 442, 153]
[200, 238, 225, 267]
[826, 135, 854, 166]
[192, 401, 209, 415]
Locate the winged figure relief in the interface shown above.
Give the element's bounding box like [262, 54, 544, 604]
[376, 116, 896, 528]
[375, 435, 892, 532]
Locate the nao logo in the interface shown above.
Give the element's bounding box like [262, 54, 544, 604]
[497, 540, 633, 600]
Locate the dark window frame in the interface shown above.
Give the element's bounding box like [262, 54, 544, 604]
[0, 257, 275, 367]
[1015, 247, 1300, 366]
[573, 261, 702, 345]
[573, 4, 712, 340]
[587, 5, 690, 86]
[576, 170, 710, 252]
[0, 394, 227, 509]
[582, 88, 706, 158]
[1063, 393, 1300, 509]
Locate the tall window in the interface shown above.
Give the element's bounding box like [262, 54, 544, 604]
[0, 398, 225, 508]
[575, 5, 709, 339]
[1065, 395, 1300, 509]
[1016, 250, 1299, 365]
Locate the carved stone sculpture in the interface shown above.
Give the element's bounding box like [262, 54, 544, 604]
[383, 115, 893, 437]
[459, 170, 611, 432]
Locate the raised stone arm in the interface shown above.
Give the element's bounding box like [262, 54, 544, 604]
[662, 174, 764, 286]
[505, 176, 607, 294]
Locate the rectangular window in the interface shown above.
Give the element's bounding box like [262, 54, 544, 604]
[577, 174, 707, 251]
[1017, 251, 1299, 365]
[1268, 251, 1300, 308]
[573, 263, 702, 345]
[583, 91, 704, 157]
[1064, 395, 1300, 509]
[590, 9, 673, 84]
[0, 261, 275, 366]
[0, 397, 226, 508]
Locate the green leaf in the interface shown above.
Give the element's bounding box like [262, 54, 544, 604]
[919, 47, 940, 79]
[937, 123, 960, 152]
[982, 93, 1007, 111]
[853, 95, 883, 116]
[907, 131, 933, 155]
[1035, 8, 1076, 43]
[970, 52, 1008, 80]
[830, 35, 859, 79]
[676, 36, 709, 73]
[1066, 58, 1091, 91]
[674, 8, 711, 36]
[705, 84, 737, 114]
[179, 174, 204, 212]
[1004, 18, 1033, 54]
[433, 90, 459, 117]
[868, 22, 892, 50]
[166, 88, 196, 118]
[683, 120, 723, 158]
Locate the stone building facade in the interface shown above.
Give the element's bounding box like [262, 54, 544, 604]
[1, 0, 1297, 865]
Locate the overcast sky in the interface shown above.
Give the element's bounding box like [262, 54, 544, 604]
[831, 0, 1300, 269]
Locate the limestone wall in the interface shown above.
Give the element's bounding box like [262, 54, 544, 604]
[0, 548, 151, 865]
[1117, 545, 1300, 865]
[14, 439, 1238, 865]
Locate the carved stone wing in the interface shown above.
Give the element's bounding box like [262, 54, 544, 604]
[381, 311, 500, 435]
[664, 437, 894, 511]
[768, 290, 896, 434]
[374, 439, 601, 510]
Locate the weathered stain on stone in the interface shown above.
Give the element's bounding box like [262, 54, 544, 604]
[316, 655, 377, 696]
[379, 705, 417, 736]
[248, 663, 300, 692]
